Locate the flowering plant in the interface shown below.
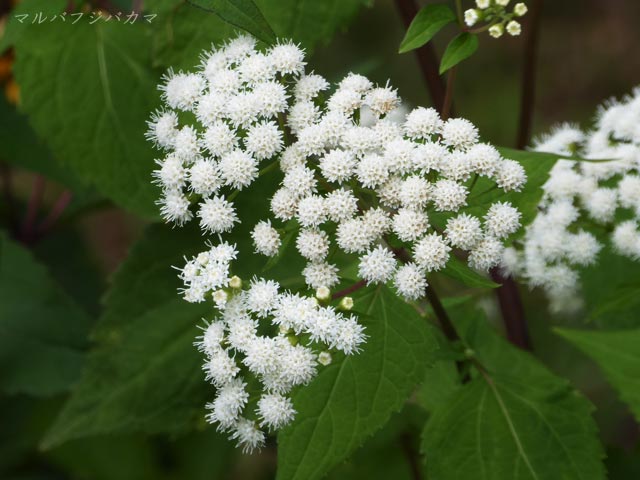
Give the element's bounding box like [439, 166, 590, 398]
[1, 0, 639, 479]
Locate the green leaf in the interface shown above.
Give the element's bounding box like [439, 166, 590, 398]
[42, 224, 211, 448]
[152, 3, 233, 70]
[580, 246, 640, 329]
[256, 0, 368, 50]
[0, 233, 91, 396]
[439, 32, 478, 74]
[421, 306, 605, 480]
[13, 21, 161, 218]
[187, 0, 276, 44]
[277, 285, 439, 480]
[555, 327, 640, 422]
[0, 91, 82, 189]
[439, 256, 500, 289]
[0, 0, 66, 52]
[464, 147, 558, 227]
[398, 3, 456, 54]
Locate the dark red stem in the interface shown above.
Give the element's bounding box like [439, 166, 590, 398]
[38, 190, 73, 234]
[332, 279, 367, 300]
[394, 0, 448, 114]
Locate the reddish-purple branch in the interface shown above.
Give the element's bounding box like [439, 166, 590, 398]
[38, 190, 73, 234]
[332, 279, 367, 300]
[394, 0, 448, 114]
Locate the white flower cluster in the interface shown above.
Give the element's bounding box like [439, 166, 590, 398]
[147, 33, 528, 451]
[147, 34, 304, 228]
[195, 276, 365, 453]
[503, 87, 640, 313]
[257, 80, 525, 301]
[464, 0, 528, 38]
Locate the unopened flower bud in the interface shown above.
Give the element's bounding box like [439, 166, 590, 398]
[212, 289, 228, 306]
[318, 351, 332, 366]
[464, 9, 479, 27]
[475, 0, 490, 9]
[315, 286, 331, 301]
[229, 275, 242, 289]
[496, 0, 510, 6]
[506, 20, 521, 36]
[514, 2, 527, 16]
[489, 23, 504, 38]
[339, 296, 354, 311]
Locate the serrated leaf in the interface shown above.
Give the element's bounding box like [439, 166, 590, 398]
[0, 92, 83, 189]
[421, 306, 605, 480]
[0, 0, 66, 52]
[0, 233, 91, 396]
[555, 327, 640, 421]
[464, 147, 558, 227]
[277, 286, 439, 480]
[187, 0, 276, 44]
[13, 21, 161, 218]
[439, 256, 499, 289]
[256, 0, 368, 50]
[439, 32, 478, 74]
[42, 224, 211, 448]
[398, 3, 456, 54]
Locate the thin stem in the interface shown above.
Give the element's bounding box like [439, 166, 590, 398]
[394, 0, 448, 114]
[454, 0, 464, 25]
[424, 284, 460, 343]
[441, 66, 457, 121]
[0, 162, 17, 230]
[516, 0, 544, 149]
[399, 434, 423, 480]
[490, 269, 532, 351]
[38, 190, 73, 234]
[21, 175, 46, 243]
[331, 279, 367, 300]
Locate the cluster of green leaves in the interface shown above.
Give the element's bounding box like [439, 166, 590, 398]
[2, 0, 640, 479]
[399, 3, 478, 74]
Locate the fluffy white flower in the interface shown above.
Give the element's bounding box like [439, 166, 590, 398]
[146, 110, 178, 149]
[302, 262, 339, 289]
[394, 263, 427, 300]
[230, 418, 265, 454]
[445, 213, 483, 250]
[336, 218, 374, 254]
[218, 150, 258, 190]
[356, 153, 389, 188]
[297, 195, 328, 227]
[253, 80, 289, 118]
[244, 120, 284, 161]
[197, 196, 239, 233]
[468, 236, 504, 270]
[441, 118, 479, 150]
[565, 230, 601, 266]
[153, 154, 186, 190]
[364, 85, 400, 116]
[238, 52, 275, 85]
[495, 159, 527, 191]
[320, 150, 356, 183]
[392, 208, 429, 242]
[205, 379, 249, 431]
[431, 179, 468, 212]
[246, 279, 280, 317]
[399, 175, 431, 209]
[325, 188, 358, 222]
[404, 107, 442, 139]
[296, 229, 330, 262]
[158, 189, 192, 225]
[612, 220, 640, 259]
[189, 158, 222, 196]
[358, 245, 397, 284]
[583, 187, 618, 222]
[173, 125, 201, 161]
[288, 101, 320, 133]
[283, 165, 317, 198]
[195, 320, 226, 356]
[413, 233, 451, 271]
[271, 188, 299, 221]
[257, 393, 296, 429]
[384, 138, 416, 174]
[269, 41, 306, 76]
[251, 220, 281, 256]
[484, 202, 521, 239]
[294, 73, 329, 101]
[331, 316, 366, 354]
[467, 143, 501, 176]
[204, 349, 240, 386]
[160, 70, 206, 111]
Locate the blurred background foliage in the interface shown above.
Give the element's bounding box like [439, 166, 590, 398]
[0, 0, 639, 478]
